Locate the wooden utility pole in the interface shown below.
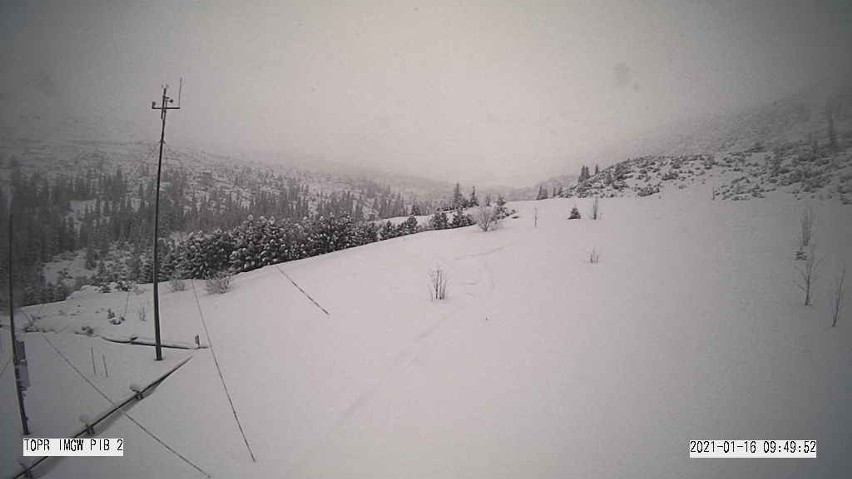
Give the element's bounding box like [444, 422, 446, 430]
[150, 83, 180, 361]
[8, 205, 30, 435]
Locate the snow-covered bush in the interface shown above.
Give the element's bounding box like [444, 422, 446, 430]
[430, 209, 449, 230]
[495, 195, 509, 219]
[169, 277, 186, 292]
[205, 271, 232, 295]
[399, 215, 418, 235]
[637, 184, 660, 197]
[568, 206, 581, 220]
[450, 206, 473, 228]
[474, 205, 501, 232]
[352, 221, 379, 246]
[380, 220, 399, 240]
[173, 229, 237, 279]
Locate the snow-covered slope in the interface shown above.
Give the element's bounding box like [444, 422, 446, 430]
[554, 82, 852, 203]
[2, 192, 851, 478]
[562, 146, 852, 203]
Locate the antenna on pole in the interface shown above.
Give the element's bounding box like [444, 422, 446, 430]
[149, 82, 182, 361]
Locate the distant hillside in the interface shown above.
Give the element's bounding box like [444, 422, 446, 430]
[0, 131, 461, 307]
[0, 137, 452, 220]
[555, 82, 852, 203]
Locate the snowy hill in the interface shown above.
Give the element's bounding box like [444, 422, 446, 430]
[562, 147, 852, 203]
[3, 192, 851, 478]
[555, 83, 852, 203]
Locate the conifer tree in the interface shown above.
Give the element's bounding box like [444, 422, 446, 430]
[451, 205, 472, 228]
[380, 220, 397, 240]
[568, 206, 581, 220]
[401, 215, 418, 235]
[430, 209, 449, 230]
[452, 183, 465, 208]
[495, 195, 508, 219]
[469, 187, 479, 207]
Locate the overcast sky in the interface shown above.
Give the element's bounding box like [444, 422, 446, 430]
[2, 0, 851, 185]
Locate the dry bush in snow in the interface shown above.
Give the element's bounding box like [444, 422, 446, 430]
[588, 248, 600, 264]
[590, 197, 601, 220]
[800, 206, 816, 248]
[795, 244, 820, 306]
[832, 263, 846, 328]
[205, 271, 232, 295]
[429, 267, 448, 301]
[474, 205, 502, 232]
[169, 277, 187, 292]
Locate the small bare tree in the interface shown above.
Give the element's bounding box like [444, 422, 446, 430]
[534, 207, 538, 228]
[590, 197, 601, 220]
[800, 206, 816, 249]
[795, 244, 820, 306]
[588, 248, 600, 264]
[474, 205, 501, 232]
[832, 263, 846, 327]
[429, 267, 448, 301]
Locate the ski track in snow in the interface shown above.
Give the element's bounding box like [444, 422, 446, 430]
[287, 311, 458, 475]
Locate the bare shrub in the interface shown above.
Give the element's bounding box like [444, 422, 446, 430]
[429, 267, 448, 301]
[169, 277, 187, 292]
[832, 263, 846, 328]
[588, 248, 600, 264]
[590, 197, 601, 220]
[800, 206, 816, 248]
[205, 271, 232, 295]
[474, 205, 501, 232]
[137, 305, 147, 322]
[795, 244, 820, 306]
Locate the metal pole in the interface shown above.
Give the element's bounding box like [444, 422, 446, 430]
[150, 84, 180, 362]
[152, 86, 166, 361]
[8, 208, 30, 435]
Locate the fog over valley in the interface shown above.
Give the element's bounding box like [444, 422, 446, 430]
[2, 0, 851, 185]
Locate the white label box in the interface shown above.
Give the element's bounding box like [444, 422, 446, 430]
[23, 438, 124, 457]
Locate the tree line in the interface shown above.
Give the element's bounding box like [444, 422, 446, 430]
[0, 164, 438, 308]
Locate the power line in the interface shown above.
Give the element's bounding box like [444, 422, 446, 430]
[38, 333, 210, 477]
[274, 265, 330, 316]
[127, 140, 163, 182]
[189, 279, 257, 462]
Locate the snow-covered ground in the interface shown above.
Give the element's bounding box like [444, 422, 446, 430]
[2, 191, 851, 478]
